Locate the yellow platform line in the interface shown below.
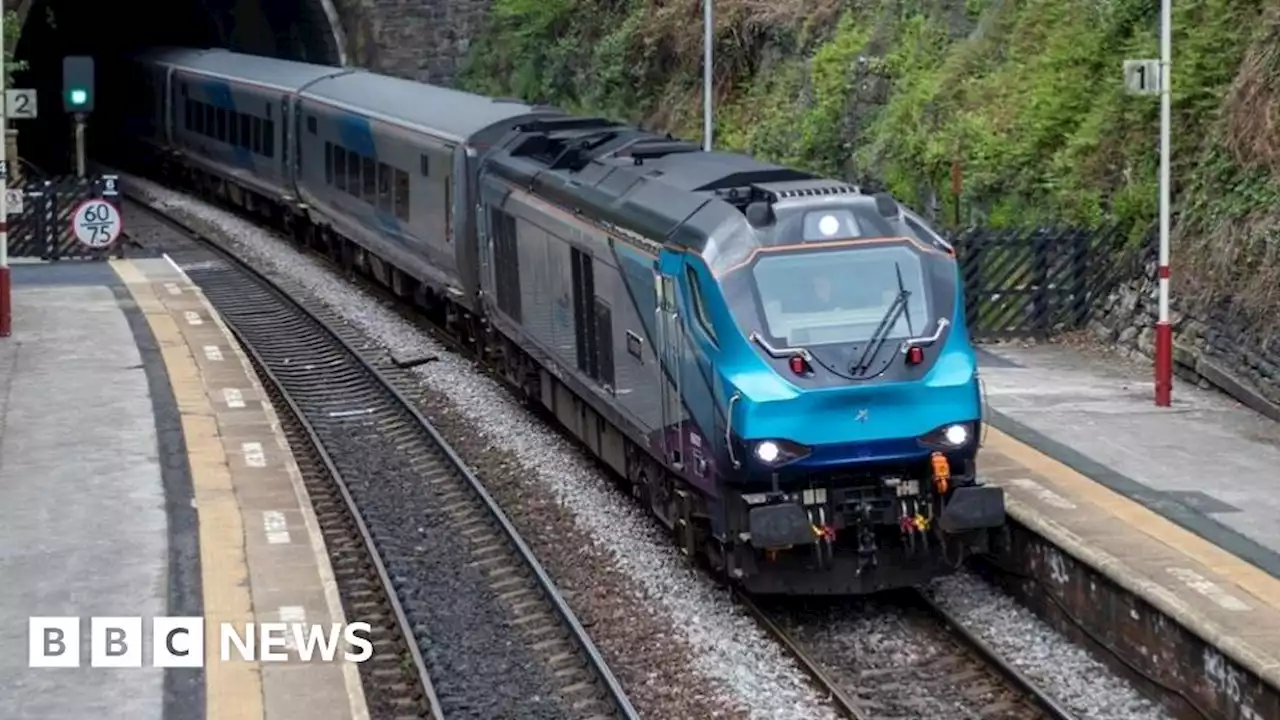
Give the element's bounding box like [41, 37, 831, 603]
[112, 259, 264, 720]
[984, 425, 1280, 612]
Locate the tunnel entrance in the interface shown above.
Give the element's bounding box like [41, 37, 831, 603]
[12, 0, 344, 173]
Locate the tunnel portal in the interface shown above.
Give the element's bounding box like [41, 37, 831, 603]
[10, 0, 345, 172]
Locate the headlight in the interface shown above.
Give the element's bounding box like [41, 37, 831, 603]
[751, 439, 811, 467]
[919, 422, 974, 450]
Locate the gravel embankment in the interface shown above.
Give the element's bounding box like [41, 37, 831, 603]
[123, 172, 1171, 720]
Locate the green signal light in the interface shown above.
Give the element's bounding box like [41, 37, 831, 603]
[69, 89, 87, 105]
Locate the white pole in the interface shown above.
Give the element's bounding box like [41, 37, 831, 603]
[0, 5, 11, 338]
[702, 0, 713, 152]
[1154, 0, 1172, 406]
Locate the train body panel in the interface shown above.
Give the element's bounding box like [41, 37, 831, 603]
[118, 48, 1006, 596]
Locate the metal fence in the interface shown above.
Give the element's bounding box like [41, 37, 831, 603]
[950, 223, 1156, 340]
[6, 174, 124, 261]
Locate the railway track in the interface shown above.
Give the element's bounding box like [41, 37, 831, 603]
[128, 199, 639, 720]
[739, 590, 1080, 720]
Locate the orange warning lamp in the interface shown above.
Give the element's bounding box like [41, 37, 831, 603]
[931, 451, 950, 494]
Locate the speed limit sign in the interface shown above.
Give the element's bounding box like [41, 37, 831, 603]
[71, 198, 122, 249]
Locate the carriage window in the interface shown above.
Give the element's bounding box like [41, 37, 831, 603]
[251, 117, 262, 154]
[362, 156, 376, 200]
[184, 99, 192, 130]
[193, 102, 205, 135]
[346, 152, 361, 197]
[325, 143, 334, 184]
[263, 119, 275, 158]
[333, 146, 347, 191]
[444, 181, 452, 242]
[239, 115, 251, 149]
[204, 105, 215, 137]
[419, 155, 429, 176]
[377, 162, 392, 213]
[229, 112, 239, 145]
[307, 115, 317, 134]
[393, 169, 410, 221]
[215, 108, 227, 142]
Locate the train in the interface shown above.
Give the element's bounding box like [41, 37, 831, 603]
[115, 47, 1006, 594]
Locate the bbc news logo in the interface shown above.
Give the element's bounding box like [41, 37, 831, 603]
[29, 617, 373, 667]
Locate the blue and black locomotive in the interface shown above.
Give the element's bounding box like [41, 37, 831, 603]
[118, 47, 1006, 594]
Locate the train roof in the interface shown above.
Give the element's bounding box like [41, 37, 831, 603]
[483, 117, 820, 254]
[302, 70, 560, 143]
[138, 47, 342, 92]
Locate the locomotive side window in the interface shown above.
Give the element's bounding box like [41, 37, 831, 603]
[324, 143, 333, 184]
[240, 115, 251, 150]
[184, 99, 192, 130]
[420, 155, 429, 176]
[393, 169, 410, 220]
[307, 116, 317, 134]
[229, 112, 239, 146]
[204, 105, 215, 138]
[686, 266, 717, 345]
[215, 108, 227, 142]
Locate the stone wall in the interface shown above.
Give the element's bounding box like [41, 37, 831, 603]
[1090, 263, 1280, 422]
[341, 0, 493, 85]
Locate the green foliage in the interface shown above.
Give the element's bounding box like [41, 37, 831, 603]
[5, 11, 26, 87]
[460, 0, 1277, 255]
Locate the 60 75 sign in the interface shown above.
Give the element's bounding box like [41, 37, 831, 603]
[71, 199, 123, 249]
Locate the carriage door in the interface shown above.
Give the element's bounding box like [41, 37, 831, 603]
[655, 257, 684, 471]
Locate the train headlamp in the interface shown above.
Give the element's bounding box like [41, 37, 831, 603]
[755, 441, 780, 463]
[751, 439, 811, 467]
[919, 422, 974, 450]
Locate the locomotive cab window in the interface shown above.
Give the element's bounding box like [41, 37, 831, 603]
[751, 245, 930, 347]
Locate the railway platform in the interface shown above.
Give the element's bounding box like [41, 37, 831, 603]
[977, 341, 1280, 718]
[0, 258, 368, 720]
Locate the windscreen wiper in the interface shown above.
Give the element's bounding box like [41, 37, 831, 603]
[851, 263, 910, 377]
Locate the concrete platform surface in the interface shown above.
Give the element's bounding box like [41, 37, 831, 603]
[0, 263, 170, 720]
[979, 342, 1280, 576]
[977, 341, 1280, 710]
[0, 260, 369, 720]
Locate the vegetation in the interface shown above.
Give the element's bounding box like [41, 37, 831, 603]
[459, 0, 1280, 338]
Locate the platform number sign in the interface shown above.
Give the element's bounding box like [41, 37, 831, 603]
[1124, 59, 1161, 95]
[71, 199, 122, 249]
[6, 89, 37, 119]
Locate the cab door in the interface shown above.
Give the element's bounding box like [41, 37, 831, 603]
[655, 252, 685, 471]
